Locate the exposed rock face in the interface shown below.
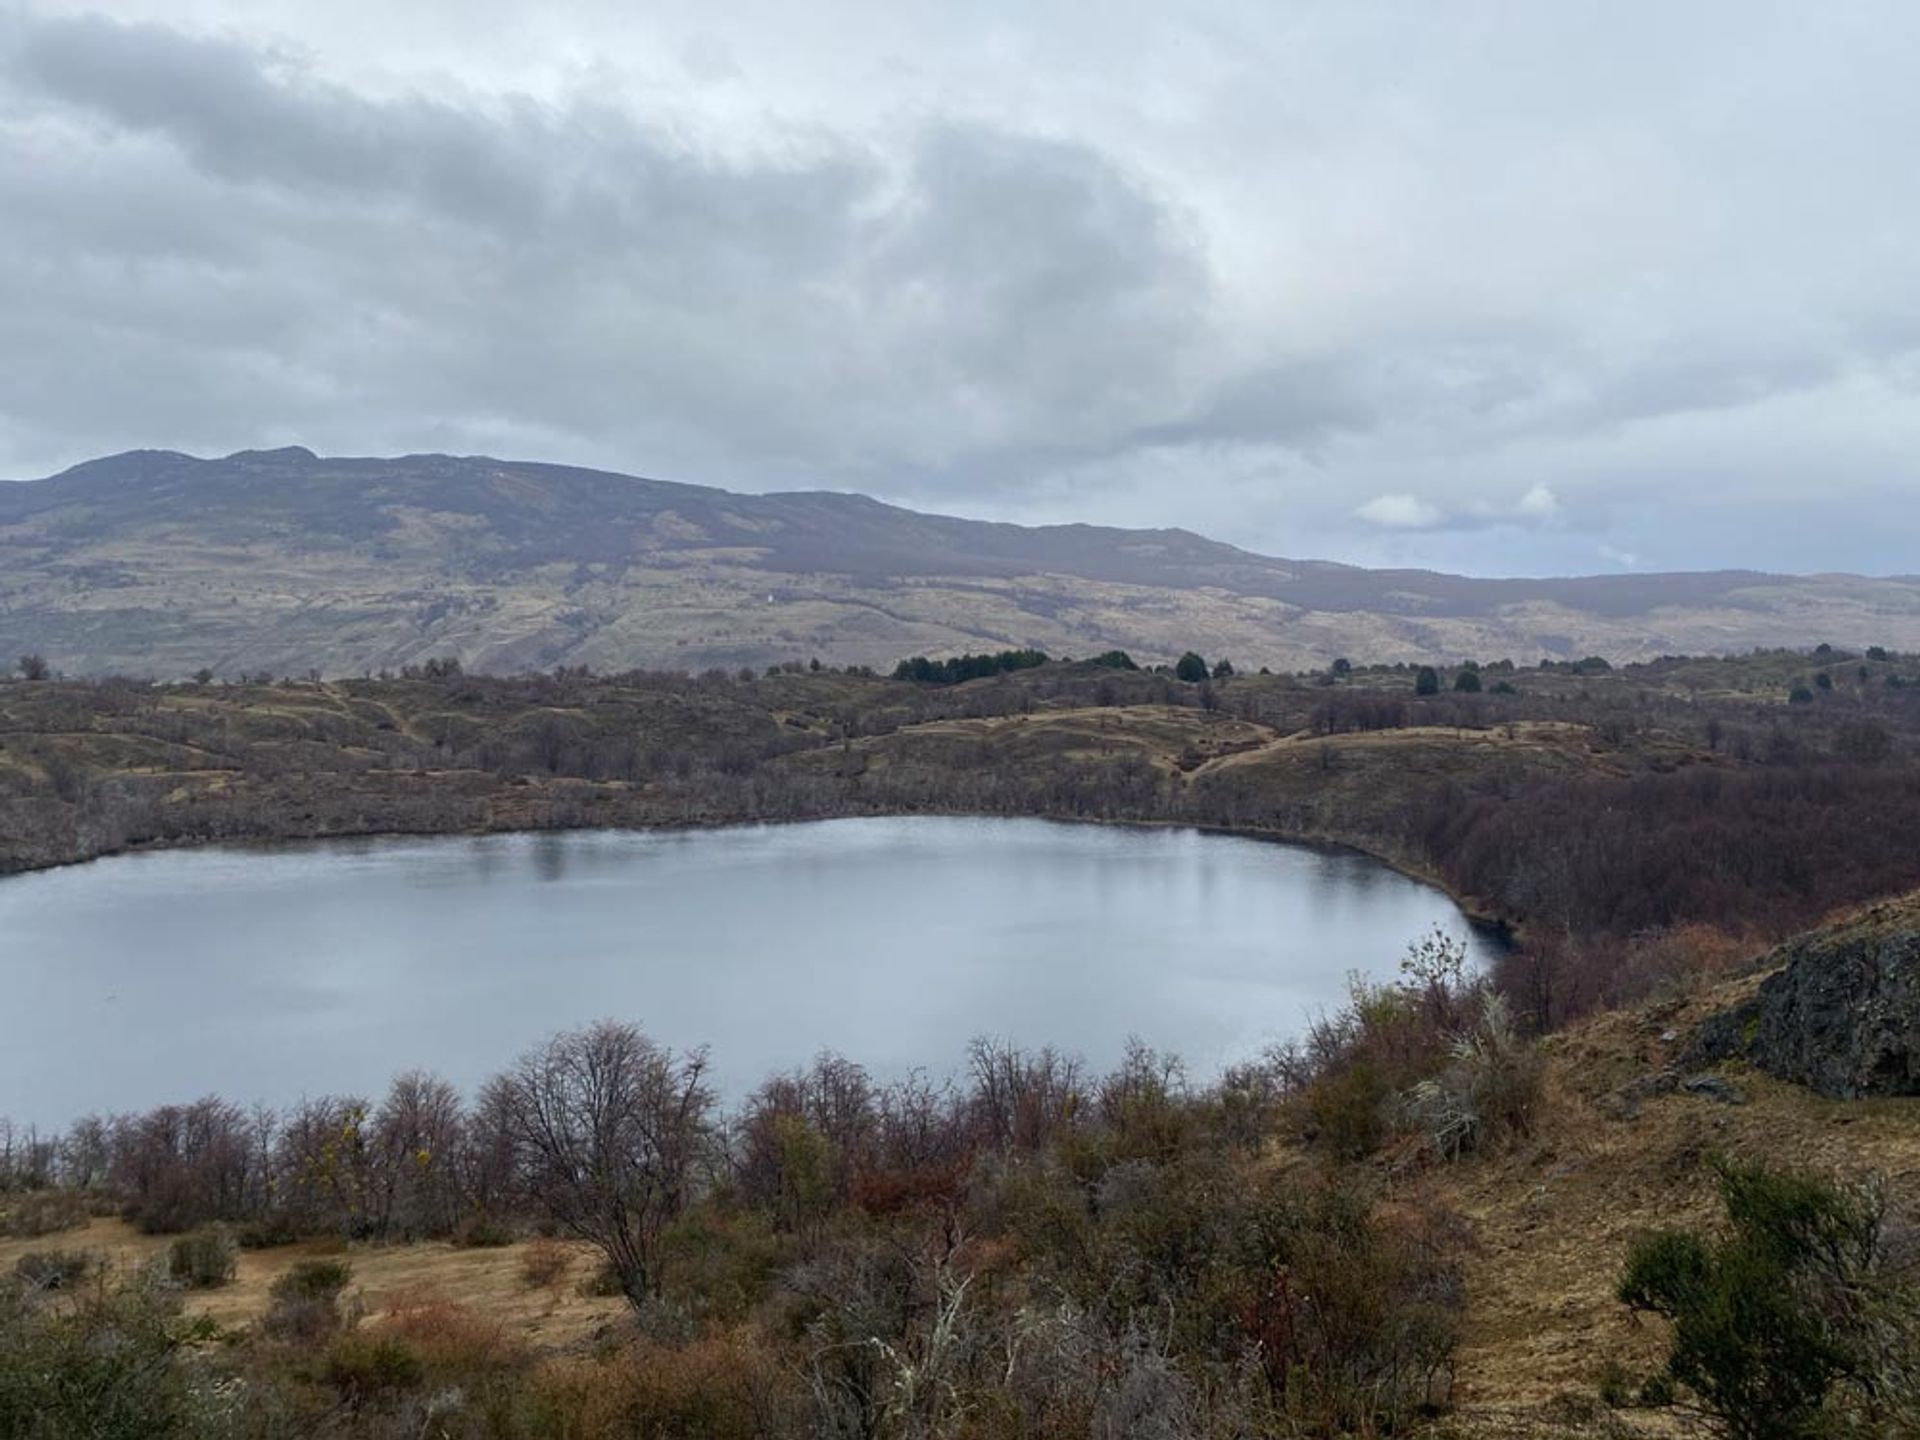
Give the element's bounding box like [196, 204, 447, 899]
[1692, 894, 1920, 1097]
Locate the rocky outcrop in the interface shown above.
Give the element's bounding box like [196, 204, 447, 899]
[1692, 893, 1920, 1097]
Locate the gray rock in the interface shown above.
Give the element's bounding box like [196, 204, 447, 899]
[1691, 894, 1920, 1098]
[1679, 1073, 1747, 1105]
[1596, 1070, 1678, 1120]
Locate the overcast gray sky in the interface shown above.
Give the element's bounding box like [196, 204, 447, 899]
[3, 1, 1918, 576]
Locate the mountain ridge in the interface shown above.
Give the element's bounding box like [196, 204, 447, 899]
[5, 447, 1920, 676]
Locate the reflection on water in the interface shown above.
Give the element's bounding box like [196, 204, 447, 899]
[530, 831, 570, 883]
[0, 818, 1501, 1124]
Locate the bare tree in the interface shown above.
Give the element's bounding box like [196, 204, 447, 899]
[460, 1077, 523, 1224]
[873, 1071, 967, 1175]
[492, 1020, 714, 1305]
[16, 654, 48, 682]
[59, 1115, 110, 1191]
[108, 1097, 256, 1231]
[966, 1039, 1083, 1153]
[369, 1071, 466, 1240]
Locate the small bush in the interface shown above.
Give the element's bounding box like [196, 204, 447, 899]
[451, 1212, 514, 1248]
[262, 1258, 354, 1345]
[1303, 1061, 1392, 1159]
[262, 1294, 345, 1346]
[1233, 1182, 1464, 1432]
[520, 1237, 574, 1291]
[0, 1190, 88, 1238]
[324, 1333, 424, 1408]
[531, 1335, 800, 1440]
[1405, 993, 1543, 1159]
[1594, 1358, 1635, 1408]
[1639, 1372, 1675, 1407]
[235, 1213, 300, 1250]
[0, 1273, 204, 1435]
[656, 1209, 785, 1326]
[270, 1258, 353, 1303]
[12, 1248, 93, 1291]
[382, 1291, 526, 1375]
[1289, 932, 1538, 1162]
[1619, 1159, 1896, 1439]
[167, 1227, 238, 1289]
[1545, 1390, 1604, 1425]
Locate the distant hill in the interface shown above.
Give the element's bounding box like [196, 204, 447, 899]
[4, 447, 1920, 676]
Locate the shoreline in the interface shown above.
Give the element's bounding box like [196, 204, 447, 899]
[0, 798, 1515, 941]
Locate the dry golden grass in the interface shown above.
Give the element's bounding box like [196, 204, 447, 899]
[518, 1235, 575, 1292]
[0, 1224, 626, 1346]
[1433, 973, 1920, 1420]
[795, 703, 1278, 782]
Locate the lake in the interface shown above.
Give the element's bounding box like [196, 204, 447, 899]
[0, 817, 1501, 1124]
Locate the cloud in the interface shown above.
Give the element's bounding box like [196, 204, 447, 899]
[1354, 482, 1559, 535]
[0, 10, 1210, 490]
[2, 1, 1920, 577]
[1355, 493, 1443, 530]
[1514, 483, 1558, 520]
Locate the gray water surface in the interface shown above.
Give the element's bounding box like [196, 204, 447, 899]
[0, 818, 1499, 1124]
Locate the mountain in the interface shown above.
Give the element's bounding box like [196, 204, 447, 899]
[5, 447, 1920, 677]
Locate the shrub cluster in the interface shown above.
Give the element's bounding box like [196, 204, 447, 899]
[1621, 1159, 1920, 1437]
[0, 959, 1515, 1436]
[165, 1226, 237, 1289]
[1278, 929, 1543, 1163]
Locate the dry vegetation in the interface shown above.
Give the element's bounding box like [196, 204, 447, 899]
[1, 933, 1915, 1438]
[12, 449, 1920, 678]
[10, 642, 1920, 1010]
[6, 643, 1920, 1434]
[0, 1222, 627, 1347]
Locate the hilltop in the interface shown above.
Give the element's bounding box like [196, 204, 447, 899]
[7, 448, 1920, 676]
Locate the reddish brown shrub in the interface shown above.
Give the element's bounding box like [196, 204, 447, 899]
[530, 1333, 798, 1439]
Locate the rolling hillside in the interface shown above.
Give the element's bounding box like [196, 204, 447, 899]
[6, 447, 1920, 677]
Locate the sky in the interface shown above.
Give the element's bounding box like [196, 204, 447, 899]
[3, 1, 1918, 577]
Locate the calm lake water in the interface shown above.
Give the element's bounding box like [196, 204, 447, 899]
[0, 818, 1500, 1124]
